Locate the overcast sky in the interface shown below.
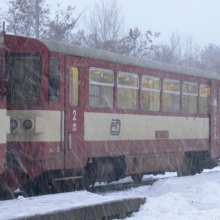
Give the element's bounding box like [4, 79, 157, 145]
[1, 0, 219, 46]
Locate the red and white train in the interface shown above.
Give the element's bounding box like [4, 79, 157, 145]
[0, 32, 219, 197]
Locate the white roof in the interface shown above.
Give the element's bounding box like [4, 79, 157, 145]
[40, 39, 220, 81]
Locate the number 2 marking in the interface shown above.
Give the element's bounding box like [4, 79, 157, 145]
[73, 110, 77, 121]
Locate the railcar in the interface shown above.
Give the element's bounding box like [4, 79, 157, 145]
[0, 33, 219, 197]
[0, 33, 10, 178]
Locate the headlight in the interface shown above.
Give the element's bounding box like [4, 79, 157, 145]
[23, 119, 34, 130]
[10, 119, 19, 131]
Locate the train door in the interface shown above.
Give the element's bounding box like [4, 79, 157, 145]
[210, 80, 220, 158]
[64, 58, 85, 171]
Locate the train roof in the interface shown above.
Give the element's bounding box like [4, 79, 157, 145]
[40, 38, 220, 81]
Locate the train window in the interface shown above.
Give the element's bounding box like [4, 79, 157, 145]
[5, 53, 41, 106]
[117, 71, 139, 110]
[182, 82, 198, 114]
[199, 84, 210, 114]
[48, 57, 60, 104]
[70, 67, 79, 106]
[141, 76, 160, 112]
[89, 67, 114, 109]
[163, 79, 180, 113]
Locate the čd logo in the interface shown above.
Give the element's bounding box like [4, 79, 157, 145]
[110, 119, 121, 135]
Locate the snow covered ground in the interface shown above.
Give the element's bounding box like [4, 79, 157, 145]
[1, 167, 220, 220]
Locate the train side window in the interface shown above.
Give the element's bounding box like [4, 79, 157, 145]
[70, 67, 79, 106]
[163, 79, 180, 113]
[117, 71, 139, 110]
[199, 84, 210, 114]
[142, 76, 160, 112]
[89, 67, 114, 109]
[182, 82, 198, 114]
[48, 57, 60, 104]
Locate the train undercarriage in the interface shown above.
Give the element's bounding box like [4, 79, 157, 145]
[0, 149, 217, 200]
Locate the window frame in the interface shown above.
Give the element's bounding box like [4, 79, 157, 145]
[199, 83, 210, 114]
[117, 71, 139, 110]
[48, 57, 60, 104]
[163, 78, 180, 113]
[182, 81, 198, 114]
[5, 53, 42, 106]
[89, 67, 114, 109]
[141, 75, 161, 112]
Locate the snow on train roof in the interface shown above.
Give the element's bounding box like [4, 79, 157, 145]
[40, 39, 220, 81]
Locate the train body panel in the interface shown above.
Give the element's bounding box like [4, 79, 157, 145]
[0, 33, 220, 196]
[84, 112, 210, 175]
[0, 109, 10, 174]
[0, 36, 10, 176]
[210, 80, 220, 158]
[7, 110, 63, 142]
[84, 112, 209, 141]
[0, 109, 10, 144]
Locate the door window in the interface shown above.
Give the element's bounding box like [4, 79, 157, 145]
[48, 57, 60, 104]
[70, 67, 79, 106]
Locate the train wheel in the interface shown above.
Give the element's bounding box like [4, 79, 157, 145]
[21, 183, 38, 197]
[115, 156, 126, 181]
[21, 175, 53, 197]
[131, 173, 143, 183]
[0, 191, 14, 200]
[84, 162, 97, 190]
[177, 160, 192, 177]
[177, 153, 200, 177]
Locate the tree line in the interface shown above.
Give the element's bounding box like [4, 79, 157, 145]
[0, 0, 220, 73]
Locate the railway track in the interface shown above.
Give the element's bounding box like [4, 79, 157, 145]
[90, 166, 220, 194]
[90, 177, 159, 193]
[9, 176, 158, 199]
[7, 168, 220, 200]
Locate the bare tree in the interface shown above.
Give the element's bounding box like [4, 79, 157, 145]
[43, 4, 83, 43]
[117, 28, 160, 58]
[151, 31, 202, 68]
[4, 1, 83, 42]
[151, 44, 175, 63]
[75, 0, 160, 57]
[5, 0, 50, 38]
[200, 44, 220, 72]
[85, 0, 125, 50]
